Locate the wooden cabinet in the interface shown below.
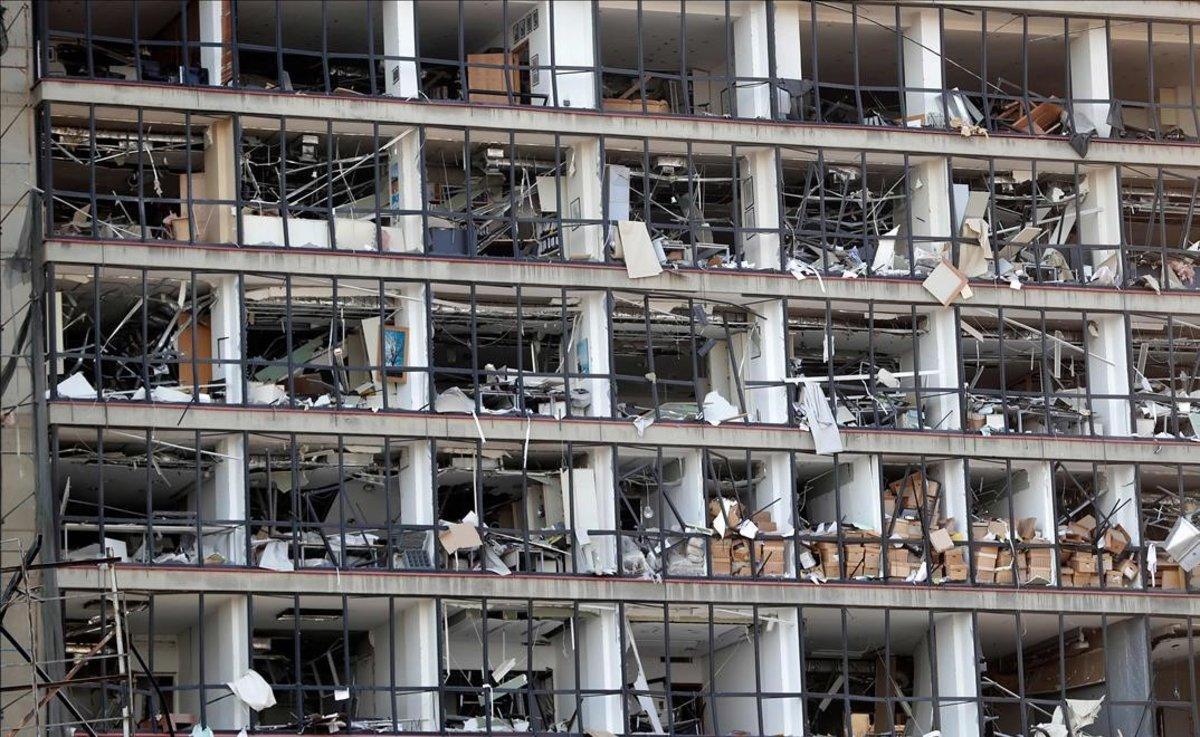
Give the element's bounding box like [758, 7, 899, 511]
[466, 52, 520, 104]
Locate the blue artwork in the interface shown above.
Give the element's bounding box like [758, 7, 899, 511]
[382, 326, 408, 384]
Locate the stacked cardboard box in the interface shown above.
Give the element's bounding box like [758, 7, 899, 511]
[1058, 514, 1134, 588]
[887, 471, 941, 520]
[706, 498, 785, 577]
[811, 530, 883, 579]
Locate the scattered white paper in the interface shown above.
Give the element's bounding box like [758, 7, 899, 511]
[702, 390, 740, 425]
[258, 540, 294, 572]
[226, 669, 277, 711]
[54, 373, 98, 399]
[633, 415, 654, 438]
[737, 520, 759, 540]
[434, 386, 475, 413]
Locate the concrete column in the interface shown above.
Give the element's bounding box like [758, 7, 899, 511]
[1102, 617, 1152, 737]
[576, 606, 623, 733]
[755, 452, 794, 576]
[211, 275, 242, 404]
[585, 447, 618, 573]
[382, 0, 419, 98]
[1069, 20, 1112, 137]
[563, 137, 604, 260]
[904, 157, 959, 432]
[1086, 313, 1131, 437]
[0, 6, 50, 733]
[203, 435, 246, 564]
[1080, 164, 1122, 273]
[198, 0, 230, 86]
[733, 1, 770, 119]
[929, 459, 968, 543]
[901, 9, 943, 123]
[732, 1, 804, 119]
[400, 439, 434, 560]
[739, 147, 787, 423]
[675, 450, 708, 530]
[368, 600, 439, 729]
[909, 157, 953, 271]
[757, 608, 805, 735]
[202, 117, 237, 245]
[386, 128, 424, 254]
[574, 291, 612, 417]
[528, 0, 597, 109]
[397, 283, 429, 410]
[178, 595, 249, 729]
[914, 613, 980, 737]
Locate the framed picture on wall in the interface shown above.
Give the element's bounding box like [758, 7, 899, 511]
[380, 324, 408, 384]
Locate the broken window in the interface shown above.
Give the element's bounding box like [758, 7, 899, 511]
[601, 137, 759, 270]
[976, 611, 1187, 735]
[434, 439, 613, 576]
[610, 290, 758, 425]
[1121, 165, 1199, 293]
[47, 265, 233, 404]
[781, 151, 919, 278]
[52, 426, 243, 567]
[1139, 464, 1200, 594]
[957, 305, 1105, 437]
[428, 283, 606, 419]
[785, 298, 933, 432]
[42, 103, 217, 243]
[1128, 313, 1200, 441]
[420, 127, 602, 261]
[39, 0, 205, 83]
[950, 156, 1099, 287]
[596, 1, 761, 118]
[801, 607, 962, 736]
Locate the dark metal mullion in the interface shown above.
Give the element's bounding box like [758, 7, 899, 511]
[642, 295, 661, 419]
[274, 0, 285, 89]
[136, 108, 148, 240]
[850, 5, 862, 123]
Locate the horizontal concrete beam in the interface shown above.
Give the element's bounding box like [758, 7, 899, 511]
[48, 401, 1197, 464]
[912, 0, 1200, 22]
[35, 79, 1197, 167]
[54, 564, 1200, 617]
[43, 239, 1197, 315]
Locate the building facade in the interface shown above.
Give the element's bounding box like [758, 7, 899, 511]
[1, 1, 1198, 735]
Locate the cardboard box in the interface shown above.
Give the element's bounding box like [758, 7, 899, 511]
[710, 538, 786, 577]
[1067, 514, 1098, 540]
[1072, 554, 1098, 574]
[929, 527, 955, 553]
[708, 498, 744, 533]
[945, 563, 969, 581]
[888, 471, 941, 517]
[942, 547, 967, 566]
[750, 510, 778, 534]
[1101, 525, 1130, 556]
[887, 552, 922, 579]
[1120, 558, 1140, 580]
[1017, 517, 1038, 541]
[1158, 563, 1186, 591]
[851, 713, 872, 737]
[888, 516, 922, 539]
[1104, 570, 1124, 587]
